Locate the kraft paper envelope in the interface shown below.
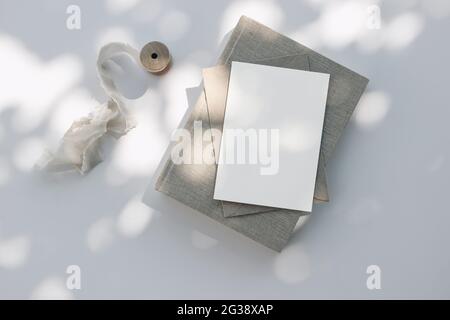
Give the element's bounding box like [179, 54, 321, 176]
[203, 55, 330, 218]
[155, 16, 369, 251]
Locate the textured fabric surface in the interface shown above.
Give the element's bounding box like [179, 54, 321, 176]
[155, 16, 369, 251]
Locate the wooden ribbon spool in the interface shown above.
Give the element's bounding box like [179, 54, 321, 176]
[139, 41, 171, 74]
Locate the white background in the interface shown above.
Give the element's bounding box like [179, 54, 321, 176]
[0, 0, 449, 299]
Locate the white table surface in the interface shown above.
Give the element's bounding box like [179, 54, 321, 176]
[1, 0, 449, 299]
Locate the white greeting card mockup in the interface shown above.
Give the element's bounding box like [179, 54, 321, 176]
[213, 61, 330, 212]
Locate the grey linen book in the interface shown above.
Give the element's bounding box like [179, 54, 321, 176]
[155, 16, 369, 251]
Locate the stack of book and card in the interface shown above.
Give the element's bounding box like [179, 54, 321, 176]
[155, 16, 369, 251]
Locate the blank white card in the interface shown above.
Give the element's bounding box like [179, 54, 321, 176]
[213, 61, 330, 212]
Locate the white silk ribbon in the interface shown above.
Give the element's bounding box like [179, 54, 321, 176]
[37, 42, 142, 174]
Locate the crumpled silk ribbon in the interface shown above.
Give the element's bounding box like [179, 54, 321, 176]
[36, 43, 141, 174]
